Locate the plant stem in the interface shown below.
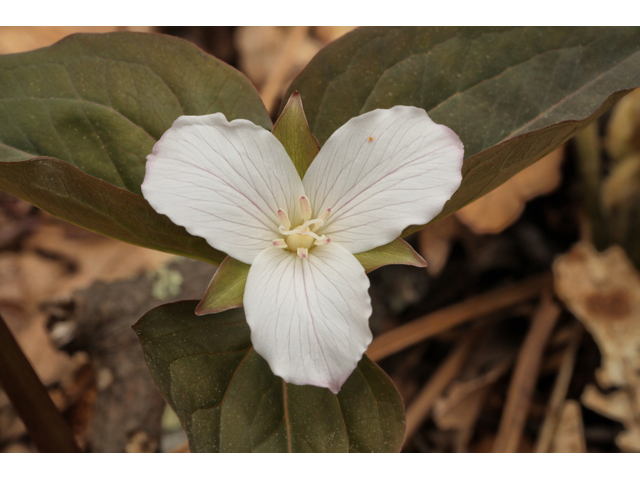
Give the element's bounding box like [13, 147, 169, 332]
[0, 311, 81, 452]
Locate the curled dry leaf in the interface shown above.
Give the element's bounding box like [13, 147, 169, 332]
[417, 216, 461, 277]
[581, 385, 640, 452]
[553, 242, 640, 452]
[456, 146, 565, 235]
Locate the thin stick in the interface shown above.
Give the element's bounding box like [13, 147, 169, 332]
[260, 26, 309, 114]
[492, 293, 561, 453]
[535, 322, 583, 452]
[367, 273, 552, 362]
[0, 311, 81, 452]
[404, 328, 480, 440]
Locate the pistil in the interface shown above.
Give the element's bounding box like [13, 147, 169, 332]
[273, 201, 332, 258]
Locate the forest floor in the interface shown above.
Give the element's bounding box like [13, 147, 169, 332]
[1, 26, 639, 453]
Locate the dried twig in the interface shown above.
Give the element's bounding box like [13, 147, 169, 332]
[260, 26, 309, 114]
[367, 273, 552, 362]
[535, 322, 583, 452]
[404, 327, 481, 440]
[0, 311, 80, 452]
[493, 293, 561, 453]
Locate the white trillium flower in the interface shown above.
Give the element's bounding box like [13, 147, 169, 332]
[141, 106, 464, 393]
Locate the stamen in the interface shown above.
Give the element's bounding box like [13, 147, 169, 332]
[299, 196, 311, 222]
[297, 247, 308, 258]
[311, 208, 331, 232]
[277, 209, 290, 230]
[318, 208, 331, 222]
[314, 237, 331, 246]
[279, 218, 324, 236]
[272, 239, 287, 248]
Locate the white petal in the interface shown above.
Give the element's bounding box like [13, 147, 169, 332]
[303, 106, 464, 254]
[142, 114, 305, 264]
[244, 243, 372, 393]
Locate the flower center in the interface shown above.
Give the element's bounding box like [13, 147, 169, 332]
[272, 196, 331, 258]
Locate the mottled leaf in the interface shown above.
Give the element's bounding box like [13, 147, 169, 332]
[134, 301, 405, 453]
[286, 27, 640, 231]
[0, 32, 271, 263]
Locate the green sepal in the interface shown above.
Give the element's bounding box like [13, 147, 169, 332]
[354, 238, 427, 273]
[271, 91, 320, 178]
[133, 301, 406, 453]
[195, 256, 250, 315]
[196, 238, 426, 313]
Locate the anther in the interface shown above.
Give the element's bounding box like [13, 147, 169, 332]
[272, 239, 287, 248]
[319, 208, 331, 222]
[297, 247, 308, 258]
[314, 237, 331, 246]
[277, 209, 291, 230]
[299, 196, 311, 222]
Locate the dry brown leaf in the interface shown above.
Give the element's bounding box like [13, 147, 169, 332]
[434, 327, 517, 434]
[21, 218, 173, 300]
[0, 218, 173, 320]
[554, 242, 640, 452]
[554, 243, 640, 388]
[235, 26, 322, 90]
[0, 217, 174, 447]
[417, 216, 461, 276]
[0, 27, 153, 54]
[404, 331, 478, 440]
[456, 146, 565, 234]
[314, 27, 357, 44]
[550, 400, 587, 453]
[582, 385, 640, 452]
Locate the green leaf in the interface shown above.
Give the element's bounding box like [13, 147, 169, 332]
[0, 157, 226, 264]
[133, 301, 405, 453]
[354, 238, 427, 273]
[196, 256, 250, 315]
[286, 27, 640, 230]
[272, 91, 320, 178]
[0, 32, 271, 264]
